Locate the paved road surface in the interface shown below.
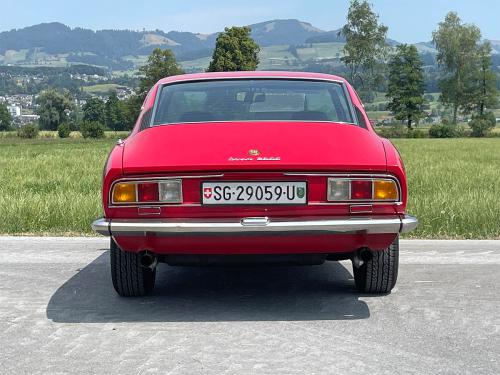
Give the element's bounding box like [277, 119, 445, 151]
[1, 237, 499, 374]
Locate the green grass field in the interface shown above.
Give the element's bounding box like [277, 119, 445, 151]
[0, 137, 499, 238]
[393, 139, 500, 239]
[81, 83, 120, 94]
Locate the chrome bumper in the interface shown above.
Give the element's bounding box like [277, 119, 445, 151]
[92, 215, 418, 237]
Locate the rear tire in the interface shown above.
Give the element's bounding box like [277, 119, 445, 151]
[110, 238, 156, 297]
[353, 236, 399, 294]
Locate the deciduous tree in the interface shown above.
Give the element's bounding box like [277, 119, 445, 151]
[0, 103, 12, 131]
[207, 27, 260, 72]
[105, 92, 126, 131]
[339, 0, 388, 91]
[36, 89, 73, 130]
[82, 97, 106, 124]
[432, 12, 481, 123]
[138, 48, 184, 99]
[122, 48, 184, 127]
[386, 45, 425, 129]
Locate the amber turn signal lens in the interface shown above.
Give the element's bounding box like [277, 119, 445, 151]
[373, 180, 398, 200]
[113, 183, 137, 203]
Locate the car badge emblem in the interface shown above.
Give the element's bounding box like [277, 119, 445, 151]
[203, 187, 213, 199]
[248, 149, 261, 156]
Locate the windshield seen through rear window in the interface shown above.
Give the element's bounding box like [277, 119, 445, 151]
[151, 79, 356, 125]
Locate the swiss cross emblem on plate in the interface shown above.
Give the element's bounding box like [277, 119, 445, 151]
[203, 187, 213, 199]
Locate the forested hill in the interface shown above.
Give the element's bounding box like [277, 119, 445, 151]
[0, 20, 498, 72]
[0, 19, 400, 69]
[0, 22, 215, 57]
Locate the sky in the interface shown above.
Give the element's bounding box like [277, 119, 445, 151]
[1, 0, 499, 43]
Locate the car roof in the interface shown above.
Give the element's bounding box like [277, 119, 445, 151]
[156, 71, 348, 86]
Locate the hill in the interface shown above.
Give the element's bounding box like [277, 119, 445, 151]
[0, 19, 497, 72]
[0, 20, 327, 69]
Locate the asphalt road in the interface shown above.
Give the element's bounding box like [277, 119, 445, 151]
[1, 237, 499, 374]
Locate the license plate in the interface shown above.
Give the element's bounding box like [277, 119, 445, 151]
[202, 182, 307, 205]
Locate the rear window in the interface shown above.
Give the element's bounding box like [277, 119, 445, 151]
[151, 79, 355, 126]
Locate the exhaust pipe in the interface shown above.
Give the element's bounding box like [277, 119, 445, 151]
[139, 251, 158, 270]
[352, 248, 373, 268]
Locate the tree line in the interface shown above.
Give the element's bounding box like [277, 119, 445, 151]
[2, 0, 498, 138]
[339, 1, 497, 135]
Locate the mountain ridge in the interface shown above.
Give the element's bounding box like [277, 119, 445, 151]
[0, 19, 498, 71]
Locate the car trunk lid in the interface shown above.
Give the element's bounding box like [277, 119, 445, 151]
[122, 122, 387, 174]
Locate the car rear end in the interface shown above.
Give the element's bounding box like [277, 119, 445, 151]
[92, 72, 417, 296]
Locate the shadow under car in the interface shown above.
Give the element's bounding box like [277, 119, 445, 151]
[46, 251, 371, 323]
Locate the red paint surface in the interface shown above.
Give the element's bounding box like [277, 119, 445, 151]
[114, 233, 398, 255]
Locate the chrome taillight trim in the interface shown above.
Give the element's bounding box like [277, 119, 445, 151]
[110, 178, 184, 206]
[326, 177, 400, 203]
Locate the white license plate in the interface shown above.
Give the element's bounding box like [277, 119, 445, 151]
[202, 182, 307, 205]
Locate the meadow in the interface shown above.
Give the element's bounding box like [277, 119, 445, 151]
[0, 136, 499, 238]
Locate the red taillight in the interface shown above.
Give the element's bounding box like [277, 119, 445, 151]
[138, 183, 159, 202]
[350, 180, 372, 200]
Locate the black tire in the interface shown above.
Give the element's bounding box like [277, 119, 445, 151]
[353, 236, 399, 294]
[110, 238, 156, 297]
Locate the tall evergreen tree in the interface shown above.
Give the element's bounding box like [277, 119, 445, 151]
[207, 27, 260, 72]
[465, 42, 498, 116]
[386, 45, 426, 129]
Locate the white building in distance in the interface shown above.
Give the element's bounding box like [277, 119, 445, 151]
[8, 105, 21, 118]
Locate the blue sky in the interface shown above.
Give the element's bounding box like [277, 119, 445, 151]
[1, 0, 499, 43]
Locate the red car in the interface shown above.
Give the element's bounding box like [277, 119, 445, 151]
[92, 71, 417, 297]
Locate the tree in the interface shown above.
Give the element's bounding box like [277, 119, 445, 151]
[121, 94, 144, 130]
[207, 26, 260, 72]
[82, 97, 106, 124]
[0, 103, 12, 131]
[80, 121, 105, 139]
[386, 45, 426, 129]
[464, 42, 497, 116]
[138, 48, 183, 99]
[432, 12, 481, 124]
[57, 123, 71, 138]
[69, 106, 83, 130]
[339, 0, 388, 90]
[469, 112, 496, 137]
[122, 48, 184, 127]
[36, 89, 73, 130]
[105, 92, 125, 131]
